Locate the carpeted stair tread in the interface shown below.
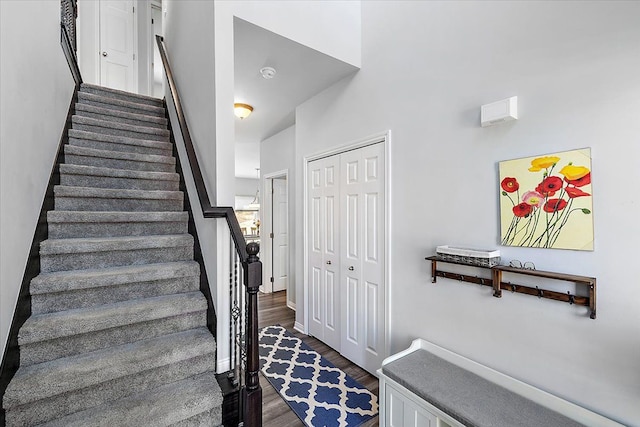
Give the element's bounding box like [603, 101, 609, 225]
[172, 409, 223, 427]
[78, 91, 165, 116]
[19, 292, 207, 345]
[3, 328, 216, 408]
[54, 185, 183, 212]
[54, 185, 182, 200]
[48, 210, 187, 225]
[60, 164, 179, 191]
[60, 164, 179, 182]
[80, 83, 164, 107]
[40, 234, 194, 272]
[64, 144, 176, 172]
[72, 115, 170, 142]
[40, 234, 193, 256]
[47, 210, 188, 238]
[40, 371, 222, 427]
[75, 103, 168, 128]
[30, 261, 200, 314]
[69, 129, 172, 155]
[31, 260, 198, 295]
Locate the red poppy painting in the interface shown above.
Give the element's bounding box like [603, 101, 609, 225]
[499, 149, 593, 250]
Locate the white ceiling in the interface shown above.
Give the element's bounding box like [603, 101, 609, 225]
[233, 18, 359, 178]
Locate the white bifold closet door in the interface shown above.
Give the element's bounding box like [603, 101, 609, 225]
[308, 143, 385, 374]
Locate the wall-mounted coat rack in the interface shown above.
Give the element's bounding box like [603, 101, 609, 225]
[425, 256, 596, 319]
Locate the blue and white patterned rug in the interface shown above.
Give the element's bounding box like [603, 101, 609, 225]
[259, 325, 378, 427]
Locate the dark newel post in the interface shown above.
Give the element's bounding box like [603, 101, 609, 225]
[243, 242, 262, 427]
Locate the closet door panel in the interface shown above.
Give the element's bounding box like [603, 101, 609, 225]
[307, 156, 341, 350]
[340, 143, 385, 372]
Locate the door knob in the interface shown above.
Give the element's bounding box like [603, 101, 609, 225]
[326, 260, 332, 265]
[348, 266, 354, 271]
[102, 51, 108, 57]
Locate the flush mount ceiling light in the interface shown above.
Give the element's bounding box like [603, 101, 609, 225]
[234, 103, 253, 119]
[260, 67, 276, 79]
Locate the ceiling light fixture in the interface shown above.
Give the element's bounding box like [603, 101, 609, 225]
[260, 67, 276, 79]
[234, 103, 253, 119]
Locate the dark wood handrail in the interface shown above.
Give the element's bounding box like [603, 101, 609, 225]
[60, 22, 82, 87]
[155, 35, 248, 261]
[155, 34, 262, 427]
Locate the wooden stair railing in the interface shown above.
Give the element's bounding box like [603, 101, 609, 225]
[155, 35, 262, 427]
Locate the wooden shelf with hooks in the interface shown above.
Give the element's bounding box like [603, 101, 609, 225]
[425, 256, 596, 319]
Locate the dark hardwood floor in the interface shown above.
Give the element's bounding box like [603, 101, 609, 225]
[258, 291, 379, 427]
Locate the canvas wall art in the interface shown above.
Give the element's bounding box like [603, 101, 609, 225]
[499, 148, 593, 250]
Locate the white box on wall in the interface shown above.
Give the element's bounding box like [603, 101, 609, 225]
[481, 96, 518, 127]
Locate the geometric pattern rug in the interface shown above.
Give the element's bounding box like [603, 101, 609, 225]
[259, 325, 378, 427]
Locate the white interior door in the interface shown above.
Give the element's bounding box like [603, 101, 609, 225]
[307, 155, 341, 351]
[272, 178, 288, 293]
[339, 143, 385, 373]
[100, 0, 135, 92]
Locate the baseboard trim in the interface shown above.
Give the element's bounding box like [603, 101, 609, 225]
[217, 356, 231, 374]
[294, 321, 305, 334]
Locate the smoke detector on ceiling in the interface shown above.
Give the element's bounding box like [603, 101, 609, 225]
[260, 67, 276, 79]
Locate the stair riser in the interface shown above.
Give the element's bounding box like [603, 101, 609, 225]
[5, 354, 215, 426]
[69, 136, 172, 157]
[75, 110, 167, 129]
[31, 276, 199, 314]
[78, 98, 165, 117]
[48, 219, 188, 239]
[64, 152, 176, 173]
[173, 407, 223, 427]
[74, 123, 170, 143]
[21, 311, 207, 366]
[55, 196, 183, 212]
[81, 86, 163, 108]
[60, 173, 179, 192]
[40, 244, 193, 273]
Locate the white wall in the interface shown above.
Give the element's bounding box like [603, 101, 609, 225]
[163, 0, 233, 371]
[213, 0, 362, 207]
[77, 0, 99, 85]
[260, 125, 296, 305]
[261, 125, 295, 183]
[136, 0, 151, 95]
[0, 1, 75, 357]
[223, 0, 361, 68]
[295, 1, 640, 424]
[235, 177, 258, 197]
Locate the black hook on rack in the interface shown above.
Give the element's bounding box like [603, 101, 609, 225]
[510, 283, 517, 293]
[536, 286, 544, 298]
[567, 291, 575, 305]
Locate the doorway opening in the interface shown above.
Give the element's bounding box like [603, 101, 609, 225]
[262, 171, 293, 310]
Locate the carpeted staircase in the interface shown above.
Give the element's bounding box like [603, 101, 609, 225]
[2, 83, 223, 426]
